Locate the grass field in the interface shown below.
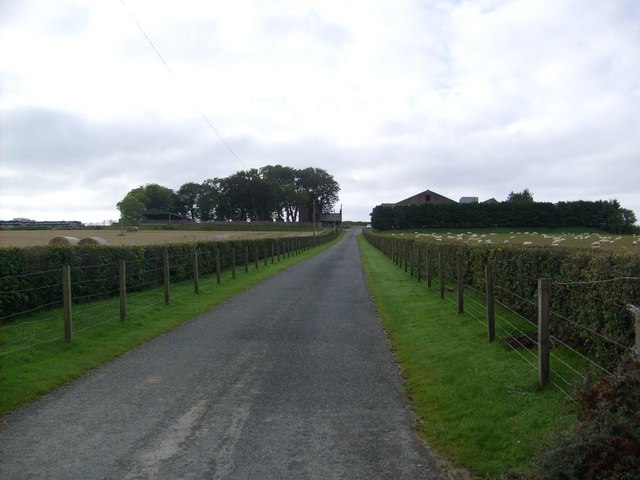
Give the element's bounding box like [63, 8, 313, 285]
[357, 234, 579, 478]
[0, 228, 324, 247]
[380, 227, 640, 253]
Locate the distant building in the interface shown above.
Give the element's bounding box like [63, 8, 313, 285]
[459, 196, 479, 204]
[395, 189, 456, 206]
[481, 198, 499, 204]
[141, 209, 190, 225]
[320, 212, 342, 227]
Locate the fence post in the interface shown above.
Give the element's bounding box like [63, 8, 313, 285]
[62, 265, 73, 341]
[629, 304, 640, 359]
[163, 248, 170, 305]
[439, 251, 445, 300]
[244, 245, 249, 273]
[485, 265, 495, 342]
[264, 245, 268, 266]
[255, 244, 259, 270]
[404, 242, 408, 272]
[426, 249, 432, 288]
[231, 246, 236, 279]
[271, 242, 275, 264]
[538, 278, 550, 387]
[119, 259, 127, 322]
[215, 247, 221, 284]
[417, 247, 422, 282]
[193, 250, 200, 294]
[457, 254, 464, 314]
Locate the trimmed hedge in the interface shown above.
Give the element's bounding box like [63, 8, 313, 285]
[371, 200, 637, 233]
[363, 230, 640, 370]
[0, 232, 336, 323]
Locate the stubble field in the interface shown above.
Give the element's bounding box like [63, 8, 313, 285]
[0, 229, 319, 248]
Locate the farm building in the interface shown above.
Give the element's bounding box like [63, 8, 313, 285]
[459, 196, 479, 204]
[394, 189, 456, 206]
[320, 211, 342, 228]
[141, 209, 191, 225]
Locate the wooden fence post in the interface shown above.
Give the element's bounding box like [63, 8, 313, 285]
[255, 243, 259, 269]
[215, 247, 221, 284]
[231, 246, 236, 279]
[439, 251, 445, 300]
[62, 265, 73, 341]
[417, 247, 422, 282]
[163, 248, 170, 305]
[457, 254, 464, 314]
[485, 265, 495, 342]
[629, 304, 640, 360]
[244, 245, 249, 273]
[193, 250, 200, 294]
[119, 259, 127, 322]
[538, 278, 550, 387]
[404, 242, 408, 272]
[426, 250, 432, 288]
[271, 242, 275, 264]
[264, 245, 268, 266]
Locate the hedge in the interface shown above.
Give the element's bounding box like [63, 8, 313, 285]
[363, 230, 640, 370]
[370, 200, 637, 233]
[0, 232, 336, 324]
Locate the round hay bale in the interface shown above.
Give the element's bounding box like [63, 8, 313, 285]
[127, 226, 139, 232]
[79, 237, 108, 246]
[49, 236, 80, 246]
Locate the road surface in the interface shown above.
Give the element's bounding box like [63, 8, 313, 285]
[0, 229, 443, 479]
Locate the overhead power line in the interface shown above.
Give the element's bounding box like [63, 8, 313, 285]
[118, 0, 247, 170]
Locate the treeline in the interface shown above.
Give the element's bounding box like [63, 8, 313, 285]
[371, 200, 637, 233]
[117, 165, 339, 224]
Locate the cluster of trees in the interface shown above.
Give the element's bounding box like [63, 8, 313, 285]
[371, 195, 637, 233]
[116, 166, 340, 225]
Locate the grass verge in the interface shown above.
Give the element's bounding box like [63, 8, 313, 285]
[357, 234, 577, 478]
[0, 234, 341, 416]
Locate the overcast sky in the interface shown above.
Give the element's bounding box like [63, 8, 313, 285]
[1, 0, 639, 224]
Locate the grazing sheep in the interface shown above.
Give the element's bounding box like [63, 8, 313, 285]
[523, 241, 533, 246]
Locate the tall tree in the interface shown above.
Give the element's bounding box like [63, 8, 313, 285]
[506, 188, 534, 204]
[175, 182, 203, 221]
[117, 183, 177, 224]
[296, 167, 340, 222]
[260, 165, 299, 221]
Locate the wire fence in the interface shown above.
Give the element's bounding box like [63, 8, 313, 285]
[363, 231, 640, 399]
[0, 232, 337, 358]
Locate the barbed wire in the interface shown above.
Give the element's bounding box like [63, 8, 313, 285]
[0, 268, 60, 281]
[554, 276, 640, 286]
[550, 311, 631, 351]
[494, 284, 538, 308]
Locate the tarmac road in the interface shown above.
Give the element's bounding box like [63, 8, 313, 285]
[0, 229, 443, 479]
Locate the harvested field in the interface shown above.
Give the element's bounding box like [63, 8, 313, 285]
[0, 229, 321, 248]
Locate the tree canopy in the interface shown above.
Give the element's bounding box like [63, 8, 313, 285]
[116, 165, 340, 224]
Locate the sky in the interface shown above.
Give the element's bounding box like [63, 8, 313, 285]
[1, 0, 639, 224]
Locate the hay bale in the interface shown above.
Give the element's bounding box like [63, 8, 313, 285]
[49, 236, 80, 246]
[79, 237, 108, 246]
[127, 226, 139, 232]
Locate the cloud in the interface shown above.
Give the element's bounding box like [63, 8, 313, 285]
[0, 0, 639, 223]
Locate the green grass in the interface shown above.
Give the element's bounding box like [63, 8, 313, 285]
[0, 234, 341, 415]
[357, 234, 579, 478]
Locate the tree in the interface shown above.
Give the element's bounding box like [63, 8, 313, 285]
[175, 182, 203, 221]
[260, 165, 299, 221]
[506, 188, 534, 204]
[116, 183, 177, 224]
[198, 178, 223, 222]
[296, 167, 340, 223]
[116, 193, 146, 225]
